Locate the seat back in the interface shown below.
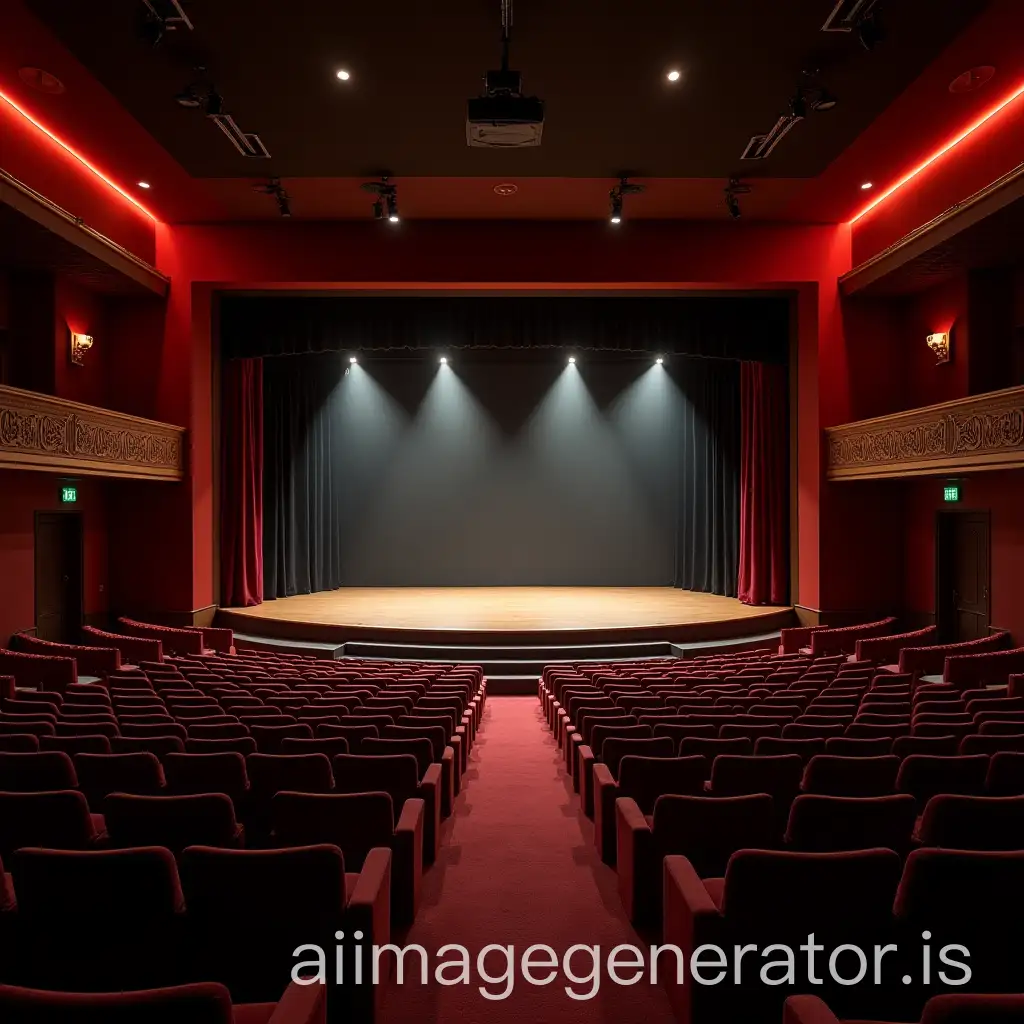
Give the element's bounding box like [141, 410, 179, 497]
[245, 753, 333, 798]
[0, 751, 76, 791]
[617, 755, 707, 813]
[802, 754, 900, 796]
[104, 793, 239, 853]
[986, 752, 1024, 795]
[360, 737, 432, 775]
[74, 752, 165, 806]
[753, 737, 826, 762]
[164, 752, 249, 799]
[179, 844, 346, 1003]
[271, 790, 394, 869]
[11, 846, 183, 990]
[0, 790, 98, 861]
[918, 794, 1024, 851]
[601, 736, 673, 776]
[896, 755, 989, 803]
[332, 752, 420, 808]
[721, 847, 901, 935]
[785, 793, 917, 853]
[709, 754, 803, 804]
[651, 793, 777, 877]
[0, 981, 238, 1024]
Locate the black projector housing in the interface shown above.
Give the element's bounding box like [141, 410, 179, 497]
[466, 68, 544, 148]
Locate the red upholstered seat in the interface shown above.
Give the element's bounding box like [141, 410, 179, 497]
[0, 751, 77, 791]
[82, 624, 163, 665]
[0, 649, 76, 693]
[104, 792, 243, 853]
[896, 754, 989, 803]
[179, 844, 386, 1022]
[985, 751, 1024, 795]
[917, 794, 1024, 851]
[11, 846, 185, 992]
[0, 980, 325, 1024]
[616, 792, 777, 926]
[664, 849, 901, 1024]
[0, 790, 105, 860]
[271, 789, 423, 926]
[785, 793, 917, 853]
[9, 634, 120, 676]
[802, 754, 900, 796]
[593, 754, 707, 865]
[785, 993, 1024, 1024]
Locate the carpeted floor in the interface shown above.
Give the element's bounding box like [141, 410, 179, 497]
[379, 695, 677, 1023]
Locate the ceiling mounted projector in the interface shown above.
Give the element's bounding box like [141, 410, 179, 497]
[467, 1, 544, 148]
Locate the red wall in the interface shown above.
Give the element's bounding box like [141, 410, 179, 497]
[0, 470, 109, 645]
[903, 472, 1024, 640]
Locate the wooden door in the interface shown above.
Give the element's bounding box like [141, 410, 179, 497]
[936, 510, 990, 643]
[34, 512, 83, 642]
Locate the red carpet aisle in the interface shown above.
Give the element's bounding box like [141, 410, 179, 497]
[380, 696, 677, 1024]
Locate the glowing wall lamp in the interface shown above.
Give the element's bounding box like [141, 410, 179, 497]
[70, 332, 94, 366]
[926, 331, 950, 365]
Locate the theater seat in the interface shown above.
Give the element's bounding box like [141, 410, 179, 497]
[917, 794, 1024, 851]
[0, 790, 105, 861]
[664, 849, 902, 1024]
[0, 751, 77, 792]
[104, 793, 244, 853]
[985, 752, 1024, 795]
[179, 844, 387, 1022]
[616, 792, 777, 927]
[0, 981, 316, 1024]
[271, 790, 423, 926]
[801, 754, 900, 796]
[593, 754, 707, 866]
[164, 752, 249, 803]
[897, 754, 989, 803]
[244, 754, 333, 844]
[11, 846, 185, 992]
[784, 993, 1024, 1024]
[74, 753, 166, 809]
[332, 752, 442, 865]
[785, 793, 917, 854]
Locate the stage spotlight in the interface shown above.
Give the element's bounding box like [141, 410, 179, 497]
[387, 193, 400, 223]
[439, 355, 448, 364]
[608, 175, 643, 224]
[656, 356, 664, 365]
[567, 355, 576, 364]
[349, 356, 358, 364]
[724, 177, 750, 220]
[361, 175, 400, 223]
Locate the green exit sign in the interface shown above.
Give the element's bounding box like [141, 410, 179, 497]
[60, 485, 78, 504]
[944, 483, 961, 503]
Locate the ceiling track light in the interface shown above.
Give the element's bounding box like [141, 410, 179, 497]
[139, 0, 193, 45]
[608, 175, 645, 224]
[253, 177, 292, 218]
[360, 175, 400, 223]
[724, 178, 751, 220]
[176, 71, 270, 158]
[741, 114, 801, 160]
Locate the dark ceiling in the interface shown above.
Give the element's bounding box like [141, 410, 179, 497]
[28, 0, 986, 182]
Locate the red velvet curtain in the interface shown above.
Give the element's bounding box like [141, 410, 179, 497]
[221, 358, 264, 606]
[738, 361, 789, 605]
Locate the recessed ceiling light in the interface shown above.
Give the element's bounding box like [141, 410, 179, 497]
[860, 181, 873, 190]
[18, 67, 65, 95]
[336, 69, 351, 81]
[137, 181, 151, 189]
[666, 69, 681, 83]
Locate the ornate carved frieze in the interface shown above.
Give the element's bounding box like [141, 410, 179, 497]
[827, 386, 1024, 481]
[0, 385, 185, 481]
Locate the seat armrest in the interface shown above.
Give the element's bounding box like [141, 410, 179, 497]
[783, 996, 844, 1024]
[578, 743, 597, 814]
[347, 846, 391, 949]
[393, 797, 425, 925]
[441, 746, 457, 806]
[662, 855, 723, 951]
[592, 762, 620, 865]
[267, 980, 328, 1024]
[418, 762, 443, 864]
[615, 796, 654, 923]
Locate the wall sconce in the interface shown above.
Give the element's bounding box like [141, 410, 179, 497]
[70, 332, 94, 366]
[926, 331, 950, 365]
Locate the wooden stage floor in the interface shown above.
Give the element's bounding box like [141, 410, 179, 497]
[219, 587, 793, 646]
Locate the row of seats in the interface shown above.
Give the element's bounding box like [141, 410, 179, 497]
[0, 842, 386, 1022]
[539, 655, 1024, 1024]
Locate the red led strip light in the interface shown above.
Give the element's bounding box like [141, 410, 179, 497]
[0, 89, 157, 221]
[850, 80, 1024, 224]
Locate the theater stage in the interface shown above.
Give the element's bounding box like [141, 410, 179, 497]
[218, 587, 793, 647]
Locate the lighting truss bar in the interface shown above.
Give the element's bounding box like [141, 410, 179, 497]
[821, 0, 878, 32]
[210, 114, 271, 158]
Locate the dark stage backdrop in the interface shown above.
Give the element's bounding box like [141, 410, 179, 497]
[262, 353, 741, 595]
